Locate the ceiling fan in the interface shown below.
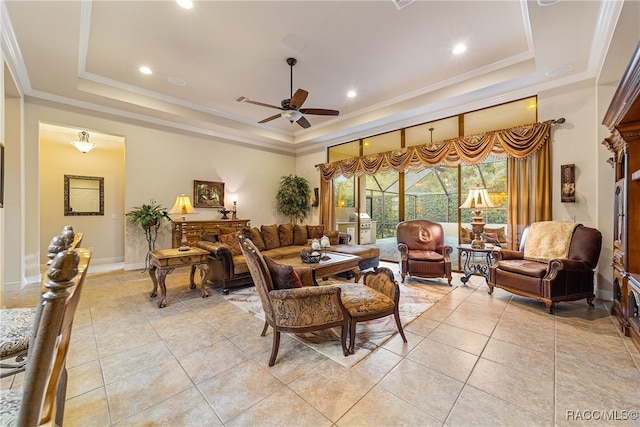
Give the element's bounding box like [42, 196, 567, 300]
[236, 57, 339, 129]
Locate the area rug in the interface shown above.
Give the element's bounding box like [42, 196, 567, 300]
[224, 271, 455, 368]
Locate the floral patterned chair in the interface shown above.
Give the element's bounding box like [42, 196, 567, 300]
[239, 235, 350, 366]
[335, 267, 407, 354]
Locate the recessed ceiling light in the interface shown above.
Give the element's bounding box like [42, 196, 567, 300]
[139, 66, 152, 75]
[545, 64, 573, 77]
[537, 0, 560, 6]
[168, 77, 186, 86]
[347, 90, 357, 98]
[452, 44, 467, 55]
[176, 0, 193, 9]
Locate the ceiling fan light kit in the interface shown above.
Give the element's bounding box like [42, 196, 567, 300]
[282, 110, 303, 123]
[239, 57, 339, 129]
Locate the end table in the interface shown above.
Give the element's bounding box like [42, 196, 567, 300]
[457, 243, 500, 284]
[148, 247, 210, 308]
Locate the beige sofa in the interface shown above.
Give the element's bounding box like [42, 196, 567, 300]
[196, 223, 380, 293]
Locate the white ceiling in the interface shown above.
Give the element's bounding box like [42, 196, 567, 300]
[1, 0, 633, 153]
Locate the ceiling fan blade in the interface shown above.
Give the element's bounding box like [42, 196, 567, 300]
[299, 108, 340, 116]
[244, 99, 283, 110]
[296, 116, 311, 129]
[258, 113, 282, 124]
[290, 89, 309, 109]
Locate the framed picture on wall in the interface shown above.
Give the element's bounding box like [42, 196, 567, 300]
[561, 164, 576, 203]
[194, 180, 224, 208]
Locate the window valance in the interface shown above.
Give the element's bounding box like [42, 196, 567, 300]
[318, 120, 554, 181]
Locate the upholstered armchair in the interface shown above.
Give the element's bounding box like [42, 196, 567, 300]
[336, 267, 407, 354]
[488, 222, 602, 313]
[397, 220, 452, 285]
[238, 235, 350, 366]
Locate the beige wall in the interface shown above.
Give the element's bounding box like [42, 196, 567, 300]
[538, 80, 615, 299]
[295, 149, 326, 226]
[24, 101, 298, 272]
[39, 129, 125, 266]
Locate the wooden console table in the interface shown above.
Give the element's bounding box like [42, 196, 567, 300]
[171, 219, 250, 248]
[148, 247, 210, 308]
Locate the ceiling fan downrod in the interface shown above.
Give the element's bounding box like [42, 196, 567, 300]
[287, 57, 297, 99]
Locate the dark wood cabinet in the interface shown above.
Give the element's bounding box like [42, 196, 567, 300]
[602, 42, 640, 351]
[171, 219, 250, 248]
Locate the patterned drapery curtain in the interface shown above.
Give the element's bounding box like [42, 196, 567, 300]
[318, 120, 554, 246]
[318, 120, 553, 180]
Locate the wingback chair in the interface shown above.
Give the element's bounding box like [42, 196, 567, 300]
[238, 235, 350, 366]
[397, 220, 452, 285]
[488, 222, 602, 313]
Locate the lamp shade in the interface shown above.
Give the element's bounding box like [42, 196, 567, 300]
[169, 194, 194, 216]
[70, 131, 95, 153]
[459, 185, 495, 209]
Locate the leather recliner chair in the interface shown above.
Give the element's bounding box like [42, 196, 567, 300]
[397, 220, 452, 285]
[488, 223, 602, 313]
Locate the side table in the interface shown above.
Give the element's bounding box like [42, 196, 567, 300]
[148, 248, 210, 308]
[457, 244, 500, 284]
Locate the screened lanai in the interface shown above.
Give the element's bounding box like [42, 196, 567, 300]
[362, 160, 507, 268]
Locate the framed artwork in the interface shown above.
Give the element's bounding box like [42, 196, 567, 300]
[561, 164, 576, 203]
[194, 180, 224, 208]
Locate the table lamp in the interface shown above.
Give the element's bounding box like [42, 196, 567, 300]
[169, 194, 195, 251]
[459, 184, 495, 249]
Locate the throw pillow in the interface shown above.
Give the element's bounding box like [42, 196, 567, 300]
[326, 230, 340, 245]
[264, 256, 301, 289]
[249, 227, 266, 251]
[261, 224, 281, 250]
[292, 270, 302, 288]
[218, 233, 242, 256]
[460, 227, 473, 242]
[307, 225, 325, 239]
[293, 224, 308, 245]
[484, 226, 507, 243]
[219, 227, 238, 235]
[278, 223, 294, 246]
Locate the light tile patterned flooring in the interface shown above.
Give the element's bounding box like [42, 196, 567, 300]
[2, 261, 639, 426]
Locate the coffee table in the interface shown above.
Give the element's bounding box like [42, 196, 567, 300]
[148, 247, 210, 308]
[279, 252, 362, 284]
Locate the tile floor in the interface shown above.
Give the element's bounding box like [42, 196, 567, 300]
[2, 261, 639, 426]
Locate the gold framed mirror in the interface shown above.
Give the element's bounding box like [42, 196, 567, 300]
[64, 175, 104, 216]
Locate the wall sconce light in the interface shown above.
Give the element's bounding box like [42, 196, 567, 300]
[232, 196, 238, 220]
[71, 131, 96, 154]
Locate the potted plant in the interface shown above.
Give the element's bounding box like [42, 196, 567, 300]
[275, 174, 311, 224]
[126, 199, 168, 254]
